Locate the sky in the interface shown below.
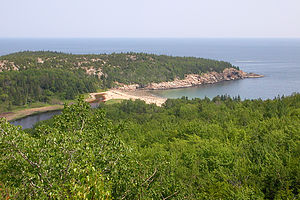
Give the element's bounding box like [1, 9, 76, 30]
[1, 0, 300, 38]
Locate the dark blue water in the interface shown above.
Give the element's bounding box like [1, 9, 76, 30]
[1, 38, 300, 100]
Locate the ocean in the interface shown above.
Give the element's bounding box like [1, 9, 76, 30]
[1, 38, 300, 100]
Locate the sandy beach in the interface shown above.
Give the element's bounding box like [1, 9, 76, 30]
[89, 89, 167, 106]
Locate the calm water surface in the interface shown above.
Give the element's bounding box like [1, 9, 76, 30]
[151, 60, 300, 100]
[11, 110, 62, 129]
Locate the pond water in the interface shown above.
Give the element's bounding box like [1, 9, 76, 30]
[11, 110, 62, 129]
[10, 94, 105, 129]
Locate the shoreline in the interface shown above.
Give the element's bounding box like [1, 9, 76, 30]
[116, 68, 263, 90]
[100, 68, 264, 106]
[1, 105, 63, 121]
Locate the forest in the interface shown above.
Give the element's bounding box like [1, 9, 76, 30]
[0, 51, 237, 111]
[1, 94, 299, 199]
[0, 68, 99, 112]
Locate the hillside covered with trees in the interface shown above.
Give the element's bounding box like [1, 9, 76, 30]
[0, 51, 237, 111]
[0, 51, 237, 85]
[0, 68, 99, 112]
[1, 94, 299, 199]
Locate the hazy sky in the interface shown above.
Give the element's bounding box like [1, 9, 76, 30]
[1, 0, 299, 38]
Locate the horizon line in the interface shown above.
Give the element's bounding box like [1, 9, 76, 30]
[1, 37, 300, 39]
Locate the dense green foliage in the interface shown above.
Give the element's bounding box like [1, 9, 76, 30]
[1, 94, 300, 199]
[0, 68, 98, 112]
[100, 94, 300, 199]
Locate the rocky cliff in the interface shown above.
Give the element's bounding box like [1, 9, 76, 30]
[117, 68, 263, 90]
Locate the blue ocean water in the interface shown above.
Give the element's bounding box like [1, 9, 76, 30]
[0, 38, 299, 100]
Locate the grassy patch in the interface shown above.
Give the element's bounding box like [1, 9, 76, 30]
[105, 99, 124, 105]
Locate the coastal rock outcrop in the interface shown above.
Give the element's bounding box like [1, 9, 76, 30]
[117, 68, 263, 90]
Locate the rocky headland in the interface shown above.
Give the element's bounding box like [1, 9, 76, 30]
[116, 68, 263, 90]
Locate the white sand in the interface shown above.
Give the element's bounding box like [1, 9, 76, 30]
[89, 89, 167, 106]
